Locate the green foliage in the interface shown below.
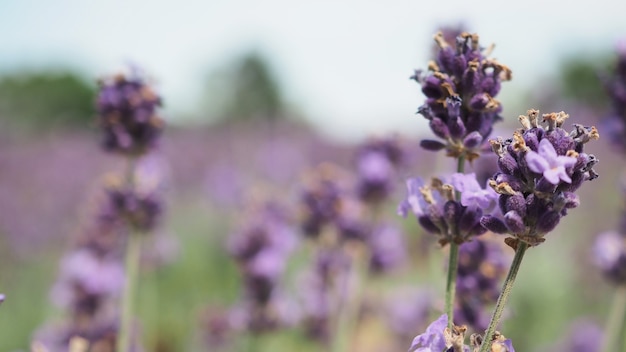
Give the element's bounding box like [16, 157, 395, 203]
[0, 70, 96, 130]
[203, 51, 288, 122]
[557, 53, 613, 108]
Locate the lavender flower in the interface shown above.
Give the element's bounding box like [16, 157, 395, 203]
[398, 176, 491, 245]
[412, 32, 512, 161]
[480, 110, 599, 248]
[354, 135, 408, 204]
[592, 231, 626, 284]
[368, 223, 408, 273]
[298, 164, 344, 238]
[228, 201, 298, 332]
[100, 179, 162, 233]
[96, 71, 164, 155]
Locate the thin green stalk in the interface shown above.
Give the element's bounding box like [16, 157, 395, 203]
[117, 231, 142, 352]
[117, 156, 141, 352]
[444, 155, 465, 328]
[478, 241, 529, 352]
[601, 285, 626, 352]
[331, 246, 369, 352]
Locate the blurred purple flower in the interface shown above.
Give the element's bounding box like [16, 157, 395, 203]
[96, 71, 164, 155]
[368, 223, 408, 273]
[592, 231, 626, 284]
[50, 249, 124, 315]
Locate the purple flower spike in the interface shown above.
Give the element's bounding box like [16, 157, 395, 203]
[412, 32, 512, 160]
[408, 314, 448, 352]
[526, 139, 577, 184]
[481, 110, 599, 247]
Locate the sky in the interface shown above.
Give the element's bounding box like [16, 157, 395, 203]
[1, 0, 626, 141]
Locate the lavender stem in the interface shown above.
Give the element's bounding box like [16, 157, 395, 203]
[117, 157, 141, 352]
[478, 241, 528, 352]
[331, 245, 368, 352]
[601, 285, 626, 352]
[444, 155, 465, 328]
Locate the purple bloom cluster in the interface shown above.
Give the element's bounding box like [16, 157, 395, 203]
[227, 201, 298, 332]
[96, 72, 164, 155]
[100, 178, 163, 233]
[299, 163, 345, 238]
[593, 231, 626, 284]
[454, 238, 509, 332]
[398, 173, 496, 246]
[355, 135, 407, 203]
[480, 110, 599, 248]
[412, 32, 512, 160]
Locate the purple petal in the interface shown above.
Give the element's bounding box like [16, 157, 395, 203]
[408, 314, 448, 352]
[525, 150, 549, 174]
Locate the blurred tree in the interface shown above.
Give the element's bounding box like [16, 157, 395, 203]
[556, 53, 613, 109]
[203, 51, 290, 123]
[0, 70, 96, 131]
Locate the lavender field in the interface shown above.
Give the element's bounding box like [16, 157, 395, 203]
[1, 5, 626, 351]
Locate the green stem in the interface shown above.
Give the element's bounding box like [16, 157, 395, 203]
[117, 156, 141, 352]
[478, 241, 529, 352]
[331, 246, 368, 352]
[601, 285, 626, 352]
[117, 231, 142, 352]
[444, 155, 466, 328]
[444, 243, 459, 329]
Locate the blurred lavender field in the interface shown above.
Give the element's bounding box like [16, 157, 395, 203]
[1, 15, 626, 352]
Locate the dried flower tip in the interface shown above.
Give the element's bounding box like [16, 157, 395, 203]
[518, 114, 531, 130]
[434, 31, 450, 48]
[526, 109, 540, 127]
[444, 324, 468, 352]
[512, 131, 527, 152]
[428, 60, 440, 72]
[488, 179, 518, 196]
[419, 185, 435, 205]
[542, 111, 569, 130]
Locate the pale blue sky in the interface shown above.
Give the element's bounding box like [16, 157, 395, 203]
[1, 0, 626, 141]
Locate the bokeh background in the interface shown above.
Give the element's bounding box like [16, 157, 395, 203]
[1, 1, 626, 351]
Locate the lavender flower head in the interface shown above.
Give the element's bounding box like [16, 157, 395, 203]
[355, 135, 407, 203]
[480, 110, 599, 248]
[96, 70, 164, 155]
[398, 173, 497, 245]
[228, 201, 298, 332]
[412, 32, 512, 161]
[592, 230, 626, 284]
[99, 176, 162, 233]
